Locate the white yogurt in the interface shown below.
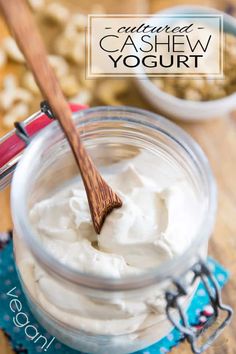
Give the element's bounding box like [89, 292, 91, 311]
[18, 152, 205, 335]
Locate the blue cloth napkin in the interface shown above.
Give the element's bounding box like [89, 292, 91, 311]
[0, 233, 229, 354]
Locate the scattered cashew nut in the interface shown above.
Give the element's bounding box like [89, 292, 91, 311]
[2, 37, 25, 63]
[22, 71, 40, 95]
[3, 102, 29, 128]
[43, 2, 70, 25]
[70, 90, 92, 105]
[0, 48, 6, 68]
[64, 14, 86, 36]
[48, 54, 69, 78]
[0, 74, 32, 111]
[69, 38, 85, 64]
[3, 74, 17, 90]
[27, 0, 45, 11]
[59, 75, 80, 97]
[79, 75, 96, 90]
[54, 33, 85, 64]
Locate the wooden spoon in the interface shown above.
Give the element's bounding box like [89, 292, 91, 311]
[0, 0, 122, 233]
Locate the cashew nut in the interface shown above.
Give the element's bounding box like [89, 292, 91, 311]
[64, 14, 86, 36]
[54, 34, 71, 58]
[22, 71, 40, 95]
[70, 90, 92, 105]
[69, 38, 85, 64]
[43, 3, 70, 25]
[0, 48, 6, 68]
[0, 75, 32, 111]
[54, 33, 85, 64]
[3, 102, 29, 128]
[183, 88, 202, 101]
[3, 74, 17, 90]
[79, 75, 96, 90]
[27, 0, 45, 11]
[2, 37, 25, 63]
[151, 79, 164, 90]
[48, 55, 69, 78]
[59, 75, 80, 97]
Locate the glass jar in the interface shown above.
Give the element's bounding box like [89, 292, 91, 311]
[3, 106, 232, 354]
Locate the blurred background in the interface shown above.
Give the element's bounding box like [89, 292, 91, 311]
[0, 0, 236, 353]
[0, 0, 236, 135]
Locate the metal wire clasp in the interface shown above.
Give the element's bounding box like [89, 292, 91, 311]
[14, 122, 31, 146]
[14, 101, 55, 147]
[40, 100, 55, 119]
[165, 260, 233, 354]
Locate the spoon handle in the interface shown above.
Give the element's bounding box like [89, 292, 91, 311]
[0, 0, 122, 233]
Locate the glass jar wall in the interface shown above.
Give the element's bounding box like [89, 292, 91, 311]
[12, 107, 216, 353]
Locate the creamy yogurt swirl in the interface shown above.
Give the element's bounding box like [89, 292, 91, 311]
[17, 152, 205, 335]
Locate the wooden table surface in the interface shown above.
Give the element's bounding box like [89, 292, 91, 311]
[0, 0, 236, 353]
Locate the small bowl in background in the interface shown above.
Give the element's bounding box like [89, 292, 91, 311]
[136, 6, 236, 121]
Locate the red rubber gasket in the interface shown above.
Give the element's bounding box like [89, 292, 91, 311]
[0, 103, 87, 169]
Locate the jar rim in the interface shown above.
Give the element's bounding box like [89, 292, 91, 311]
[11, 106, 217, 290]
